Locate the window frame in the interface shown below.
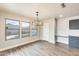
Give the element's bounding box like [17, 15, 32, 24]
[5, 18, 20, 41]
[31, 25, 38, 36]
[21, 21, 30, 38]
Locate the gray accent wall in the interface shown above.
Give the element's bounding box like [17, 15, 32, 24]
[69, 19, 79, 48]
[69, 36, 79, 48]
[57, 16, 79, 46]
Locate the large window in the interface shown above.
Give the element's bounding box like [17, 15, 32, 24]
[5, 19, 20, 40]
[5, 18, 37, 40]
[32, 25, 38, 36]
[21, 22, 30, 38]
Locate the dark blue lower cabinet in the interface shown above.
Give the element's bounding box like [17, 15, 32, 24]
[69, 36, 79, 48]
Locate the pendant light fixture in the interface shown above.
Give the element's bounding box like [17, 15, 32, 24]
[33, 11, 43, 26]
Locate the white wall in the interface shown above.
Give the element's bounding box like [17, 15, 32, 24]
[57, 16, 79, 44]
[0, 11, 39, 51]
[57, 18, 69, 44]
[42, 23, 50, 41]
[42, 18, 56, 44]
[42, 15, 79, 45]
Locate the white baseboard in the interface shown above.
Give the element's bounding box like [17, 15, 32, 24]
[57, 37, 69, 44]
[0, 39, 39, 52]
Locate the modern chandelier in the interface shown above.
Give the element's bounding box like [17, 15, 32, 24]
[33, 11, 43, 26]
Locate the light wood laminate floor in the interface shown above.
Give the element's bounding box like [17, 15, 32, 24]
[0, 40, 79, 56]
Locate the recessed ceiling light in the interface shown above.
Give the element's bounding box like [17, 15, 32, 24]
[59, 14, 63, 18]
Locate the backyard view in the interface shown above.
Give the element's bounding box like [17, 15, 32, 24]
[21, 22, 30, 38]
[32, 26, 38, 36]
[5, 19, 38, 40]
[6, 19, 20, 40]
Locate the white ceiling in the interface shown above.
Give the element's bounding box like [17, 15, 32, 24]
[0, 3, 79, 20]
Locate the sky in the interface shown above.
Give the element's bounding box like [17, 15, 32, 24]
[6, 19, 29, 27]
[6, 19, 19, 25]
